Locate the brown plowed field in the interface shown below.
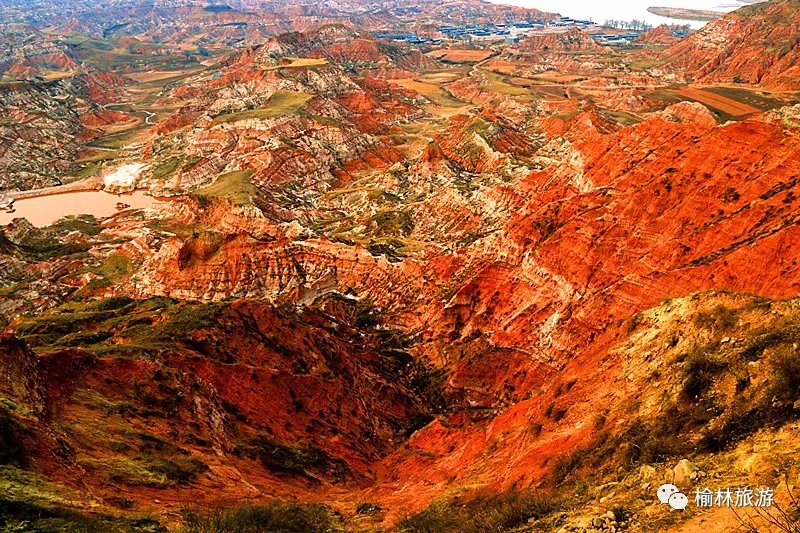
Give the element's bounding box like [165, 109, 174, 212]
[678, 87, 760, 116]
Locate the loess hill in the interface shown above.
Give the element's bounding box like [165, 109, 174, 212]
[2, 1, 800, 532]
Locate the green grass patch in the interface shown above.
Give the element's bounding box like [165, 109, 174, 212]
[599, 108, 642, 126]
[480, 70, 535, 101]
[645, 89, 689, 106]
[152, 158, 182, 180]
[0, 497, 166, 532]
[10, 298, 223, 354]
[87, 130, 142, 150]
[397, 79, 466, 108]
[196, 169, 256, 206]
[181, 502, 341, 533]
[94, 253, 133, 283]
[88, 455, 207, 488]
[371, 210, 414, 237]
[0, 466, 101, 520]
[629, 58, 668, 71]
[50, 215, 103, 236]
[212, 91, 313, 125]
[70, 161, 104, 181]
[0, 285, 20, 298]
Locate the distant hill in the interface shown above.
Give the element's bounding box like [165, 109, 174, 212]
[664, 0, 800, 89]
[257, 24, 440, 78]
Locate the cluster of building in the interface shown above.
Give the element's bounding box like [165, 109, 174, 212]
[548, 16, 594, 28]
[436, 20, 550, 39]
[370, 32, 438, 44]
[374, 16, 687, 47]
[591, 32, 641, 45]
[372, 20, 550, 45]
[433, 17, 601, 42]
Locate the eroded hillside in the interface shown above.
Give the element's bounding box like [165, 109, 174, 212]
[2, 2, 800, 532]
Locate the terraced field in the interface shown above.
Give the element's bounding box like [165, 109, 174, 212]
[427, 49, 494, 63]
[678, 87, 760, 116]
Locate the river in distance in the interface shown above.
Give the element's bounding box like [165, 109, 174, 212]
[489, 0, 754, 28]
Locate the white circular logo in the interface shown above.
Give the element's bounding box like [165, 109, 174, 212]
[657, 483, 680, 504]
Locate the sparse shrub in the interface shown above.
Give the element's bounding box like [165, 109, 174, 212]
[680, 351, 726, 402]
[398, 491, 563, 533]
[354, 300, 380, 328]
[770, 349, 800, 403]
[549, 447, 592, 486]
[720, 187, 741, 203]
[51, 215, 103, 236]
[698, 405, 766, 453]
[617, 420, 682, 466]
[551, 406, 569, 422]
[244, 437, 350, 482]
[0, 498, 166, 532]
[741, 323, 799, 361]
[693, 305, 738, 332]
[181, 502, 340, 533]
[147, 456, 208, 485]
[733, 480, 800, 533]
[92, 455, 207, 488]
[406, 412, 435, 436]
[547, 415, 692, 486]
[624, 313, 643, 335]
[0, 409, 26, 466]
[554, 379, 577, 397]
[610, 505, 631, 523]
[735, 375, 751, 392]
[592, 411, 607, 429]
[86, 296, 134, 312]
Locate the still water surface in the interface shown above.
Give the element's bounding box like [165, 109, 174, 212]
[489, 0, 750, 28]
[0, 190, 158, 228]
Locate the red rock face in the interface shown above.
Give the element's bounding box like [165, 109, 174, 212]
[83, 72, 134, 105]
[343, 103, 800, 517]
[307, 38, 440, 79]
[111, 102, 800, 515]
[132, 101, 800, 378]
[664, 0, 800, 89]
[81, 109, 130, 127]
[137, 29, 427, 205]
[436, 110, 537, 173]
[2, 51, 78, 80]
[5, 2, 800, 526]
[0, 302, 436, 511]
